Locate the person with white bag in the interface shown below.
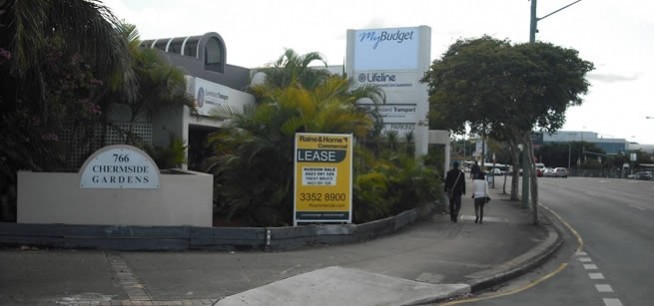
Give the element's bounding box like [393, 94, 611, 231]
[472, 171, 491, 224]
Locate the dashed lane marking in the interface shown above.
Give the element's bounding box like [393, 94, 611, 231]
[603, 298, 624, 306]
[629, 204, 647, 211]
[595, 284, 614, 292]
[589, 272, 605, 280]
[583, 264, 598, 270]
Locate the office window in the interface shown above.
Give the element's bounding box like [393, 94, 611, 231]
[183, 37, 200, 57]
[205, 37, 224, 73]
[153, 39, 169, 52]
[167, 37, 186, 54]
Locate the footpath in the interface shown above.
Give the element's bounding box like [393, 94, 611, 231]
[0, 178, 561, 306]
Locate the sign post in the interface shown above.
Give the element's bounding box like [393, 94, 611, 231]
[294, 133, 353, 225]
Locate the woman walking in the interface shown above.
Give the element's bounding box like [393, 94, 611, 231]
[472, 172, 490, 224]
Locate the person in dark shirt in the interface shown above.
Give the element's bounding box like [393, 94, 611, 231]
[444, 161, 466, 222]
[470, 161, 481, 180]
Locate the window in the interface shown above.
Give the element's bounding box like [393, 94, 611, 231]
[141, 40, 155, 48]
[204, 37, 224, 73]
[153, 39, 169, 52]
[183, 37, 200, 57]
[167, 37, 186, 54]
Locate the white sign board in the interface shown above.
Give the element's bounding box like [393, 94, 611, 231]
[194, 77, 233, 116]
[358, 103, 417, 124]
[354, 27, 419, 71]
[80, 145, 160, 189]
[354, 71, 418, 103]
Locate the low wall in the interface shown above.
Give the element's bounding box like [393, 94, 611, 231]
[0, 204, 435, 251]
[17, 170, 213, 227]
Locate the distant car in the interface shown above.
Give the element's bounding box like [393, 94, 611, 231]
[627, 171, 653, 180]
[491, 168, 504, 175]
[543, 168, 555, 177]
[553, 167, 568, 178]
[535, 163, 546, 177]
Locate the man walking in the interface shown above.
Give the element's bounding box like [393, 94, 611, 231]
[470, 161, 481, 180]
[444, 161, 466, 222]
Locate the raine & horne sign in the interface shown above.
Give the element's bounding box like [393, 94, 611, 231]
[294, 133, 353, 225]
[80, 145, 160, 189]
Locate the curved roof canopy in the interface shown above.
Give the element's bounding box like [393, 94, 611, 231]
[141, 32, 226, 73]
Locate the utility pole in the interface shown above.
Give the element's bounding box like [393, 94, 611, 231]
[523, 0, 538, 209]
[529, 0, 538, 43]
[530, 0, 583, 43]
[525, 0, 582, 215]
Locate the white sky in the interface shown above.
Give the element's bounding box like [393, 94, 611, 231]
[104, 0, 654, 144]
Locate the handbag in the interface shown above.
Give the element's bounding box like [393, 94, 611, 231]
[485, 196, 491, 203]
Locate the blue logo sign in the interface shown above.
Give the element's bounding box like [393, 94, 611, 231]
[358, 73, 397, 83]
[197, 87, 205, 108]
[358, 30, 416, 50]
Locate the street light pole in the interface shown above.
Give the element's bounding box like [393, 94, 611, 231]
[529, 0, 583, 43]
[529, 0, 538, 43]
[568, 142, 572, 169]
[526, 0, 582, 214]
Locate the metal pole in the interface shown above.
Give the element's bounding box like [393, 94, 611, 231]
[523, 0, 537, 209]
[529, 0, 538, 43]
[568, 142, 572, 169]
[521, 145, 529, 209]
[530, 0, 583, 43]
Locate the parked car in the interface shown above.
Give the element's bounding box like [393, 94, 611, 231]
[627, 171, 653, 180]
[543, 168, 555, 177]
[491, 168, 504, 175]
[535, 163, 545, 177]
[553, 167, 568, 178]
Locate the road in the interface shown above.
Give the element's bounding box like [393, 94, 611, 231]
[444, 177, 654, 306]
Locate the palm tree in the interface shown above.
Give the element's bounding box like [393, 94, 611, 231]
[255, 49, 332, 91]
[0, 0, 138, 221]
[0, 0, 137, 101]
[112, 22, 194, 125]
[207, 74, 384, 226]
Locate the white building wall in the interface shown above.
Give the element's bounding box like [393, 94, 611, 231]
[346, 26, 431, 156]
[18, 170, 213, 227]
[151, 76, 255, 169]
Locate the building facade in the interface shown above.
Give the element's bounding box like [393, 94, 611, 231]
[141, 32, 255, 170]
[543, 131, 629, 155]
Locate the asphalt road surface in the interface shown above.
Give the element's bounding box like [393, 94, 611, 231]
[442, 176, 654, 306]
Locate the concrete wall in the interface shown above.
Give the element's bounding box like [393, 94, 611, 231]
[1, 204, 435, 251]
[17, 170, 213, 227]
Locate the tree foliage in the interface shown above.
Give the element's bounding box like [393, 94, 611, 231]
[206, 49, 438, 226]
[421, 36, 594, 223]
[422, 36, 593, 137]
[0, 0, 194, 221]
[206, 74, 381, 225]
[254, 49, 332, 91]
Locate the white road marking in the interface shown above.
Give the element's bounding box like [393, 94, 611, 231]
[603, 298, 623, 306]
[589, 273, 605, 280]
[595, 284, 614, 292]
[578, 257, 593, 262]
[629, 204, 647, 211]
[583, 264, 598, 270]
[575, 251, 588, 256]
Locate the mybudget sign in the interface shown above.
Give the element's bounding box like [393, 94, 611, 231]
[354, 27, 419, 71]
[294, 133, 353, 225]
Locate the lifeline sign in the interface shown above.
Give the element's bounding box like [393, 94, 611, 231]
[294, 133, 353, 225]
